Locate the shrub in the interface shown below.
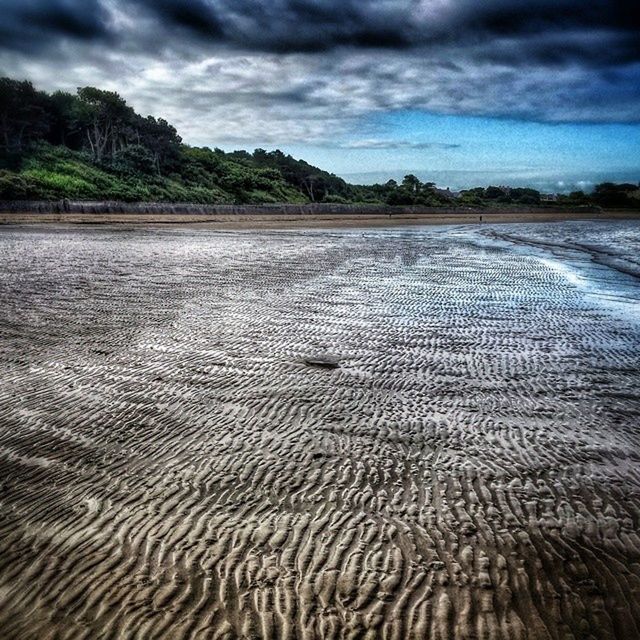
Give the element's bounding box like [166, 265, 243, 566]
[110, 145, 156, 176]
[0, 170, 41, 199]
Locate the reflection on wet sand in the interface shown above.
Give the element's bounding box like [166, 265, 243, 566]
[0, 221, 639, 639]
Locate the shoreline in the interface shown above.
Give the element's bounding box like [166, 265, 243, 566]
[1, 208, 639, 229]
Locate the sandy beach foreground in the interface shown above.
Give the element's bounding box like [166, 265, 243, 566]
[0, 220, 639, 639]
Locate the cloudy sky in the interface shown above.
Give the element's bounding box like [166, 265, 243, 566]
[1, 0, 639, 190]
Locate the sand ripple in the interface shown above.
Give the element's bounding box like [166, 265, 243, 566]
[0, 222, 639, 639]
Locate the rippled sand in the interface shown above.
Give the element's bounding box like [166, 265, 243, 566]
[1, 221, 639, 639]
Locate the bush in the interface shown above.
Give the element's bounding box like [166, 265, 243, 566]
[110, 145, 156, 176]
[0, 170, 40, 199]
[322, 194, 349, 204]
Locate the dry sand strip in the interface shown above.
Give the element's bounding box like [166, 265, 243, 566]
[0, 221, 639, 639]
[1, 208, 639, 229]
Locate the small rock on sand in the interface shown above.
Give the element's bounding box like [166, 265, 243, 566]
[303, 355, 341, 369]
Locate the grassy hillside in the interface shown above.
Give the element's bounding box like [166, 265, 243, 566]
[0, 143, 313, 204]
[0, 77, 361, 204]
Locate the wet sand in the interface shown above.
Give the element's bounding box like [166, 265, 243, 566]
[0, 221, 639, 639]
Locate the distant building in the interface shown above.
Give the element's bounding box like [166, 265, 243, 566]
[541, 193, 559, 202]
[434, 187, 457, 199]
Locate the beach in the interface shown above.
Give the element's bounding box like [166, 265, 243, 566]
[1, 208, 639, 229]
[0, 220, 639, 639]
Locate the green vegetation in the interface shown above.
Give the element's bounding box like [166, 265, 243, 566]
[0, 77, 638, 207]
[0, 78, 338, 204]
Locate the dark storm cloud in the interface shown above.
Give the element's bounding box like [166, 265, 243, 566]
[2, 0, 638, 62]
[125, 0, 640, 66]
[440, 0, 636, 35]
[135, 0, 224, 37]
[0, 0, 111, 53]
[217, 0, 414, 52]
[1, 0, 639, 130]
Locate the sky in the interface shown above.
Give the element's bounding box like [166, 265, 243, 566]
[1, 0, 639, 191]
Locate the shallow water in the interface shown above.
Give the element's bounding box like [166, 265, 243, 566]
[0, 221, 639, 639]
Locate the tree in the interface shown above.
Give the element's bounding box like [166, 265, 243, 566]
[510, 188, 540, 205]
[387, 186, 416, 206]
[73, 87, 135, 162]
[0, 78, 50, 154]
[301, 174, 322, 201]
[485, 186, 505, 199]
[402, 174, 422, 193]
[592, 183, 636, 208]
[137, 116, 182, 174]
[47, 91, 81, 148]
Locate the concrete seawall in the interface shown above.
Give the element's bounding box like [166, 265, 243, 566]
[0, 200, 602, 216]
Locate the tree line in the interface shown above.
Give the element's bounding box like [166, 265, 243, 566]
[1, 78, 181, 171]
[1, 77, 638, 207]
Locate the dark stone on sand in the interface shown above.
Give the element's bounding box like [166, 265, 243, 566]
[303, 356, 340, 369]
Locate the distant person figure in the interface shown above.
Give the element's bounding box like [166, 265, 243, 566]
[479, 215, 483, 223]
